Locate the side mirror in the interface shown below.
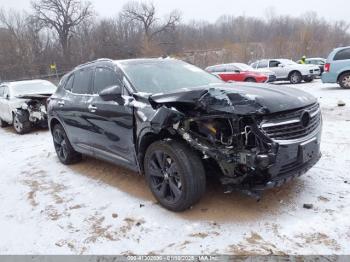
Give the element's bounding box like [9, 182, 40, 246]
[278, 64, 284, 68]
[99, 85, 122, 101]
[234, 70, 241, 73]
[5, 94, 9, 100]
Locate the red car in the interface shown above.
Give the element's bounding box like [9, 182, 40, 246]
[205, 63, 270, 83]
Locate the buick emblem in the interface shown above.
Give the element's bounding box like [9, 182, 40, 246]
[300, 111, 311, 127]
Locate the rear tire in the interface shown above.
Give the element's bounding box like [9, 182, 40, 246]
[304, 76, 314, 83]
[245, 78, 256, 82]
[144, 139, 206, 212]
[339, 72, 350, 89]
[0, 118, 8, 128]
[52, 124, 82, 165]
[13, 111, 31, 134]
[289, 71, 302, 84]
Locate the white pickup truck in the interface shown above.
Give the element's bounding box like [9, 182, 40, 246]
[250, 59, 320, 84]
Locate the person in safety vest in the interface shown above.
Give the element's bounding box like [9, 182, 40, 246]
[300, 55, 307, 64]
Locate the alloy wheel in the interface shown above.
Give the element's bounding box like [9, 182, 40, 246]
[291, 73, 301, 84]
[148, 150, 183, 203]
[53, 128, 68, 161]
[341, 75, 350, 88]
[13, 116, 23, 133]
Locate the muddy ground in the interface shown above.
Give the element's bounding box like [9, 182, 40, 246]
[0, 80, 349, 254]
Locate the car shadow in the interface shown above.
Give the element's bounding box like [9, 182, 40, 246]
[68, 156, 305, 222]
[0, 125, 49, 135]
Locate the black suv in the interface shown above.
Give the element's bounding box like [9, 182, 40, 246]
[48, 58, 322, 211]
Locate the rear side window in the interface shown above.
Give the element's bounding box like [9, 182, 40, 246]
[334, 48, 350, 61]
[93, 67, 121, 94]
[64, 75, 74, 91]
[258, 60, 268, 68]
[251, 62, 258, 68]
[72, 68, 93, 94]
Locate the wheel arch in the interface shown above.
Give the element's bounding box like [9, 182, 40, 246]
[288, 70, 302, 79]
[49, 117, 62, 132]
[137, 129, 177, 174]
[244, 77, 257, 82]
[337, 70, 350, 82]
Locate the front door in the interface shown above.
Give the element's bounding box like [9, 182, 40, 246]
[87, 66, 137, 168]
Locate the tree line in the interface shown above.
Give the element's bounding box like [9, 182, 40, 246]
[0, 0, 349, 81]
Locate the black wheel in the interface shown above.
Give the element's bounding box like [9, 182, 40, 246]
[52, 124, 82, 165]
[245, 78, 256, 82]
[304, 76, 314, 83]
[339, 73, 350, 89]
[289, 71, 302, 84]
[13, 111, 31, 134]
[144, 140, 206, 212]
[0, 118, 8, 128]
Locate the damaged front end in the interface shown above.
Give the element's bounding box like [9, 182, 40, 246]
[16, 94, 50, 127]
[148, 86, 322, 197]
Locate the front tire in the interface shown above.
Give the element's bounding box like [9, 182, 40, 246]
[339, 73, 350, 89]
[144, 139, 206, 212]
[52, 124, 82, 165]
[289, 71, 302, 84]
[13, 111, 31, 134]
[0, 118, 8, 128]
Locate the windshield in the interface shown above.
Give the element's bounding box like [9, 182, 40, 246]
[233, 63, 253, 71]
[279, 59, 297, 65]
[11, 81, 57, 97]
[119, 59, 223, 94]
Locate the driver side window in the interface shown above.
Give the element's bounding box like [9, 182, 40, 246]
[269, 60, 281, 68]
[93, 67, 122, 94]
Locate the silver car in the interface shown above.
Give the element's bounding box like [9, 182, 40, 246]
[0, 80, 57, 134]
[251, 59, 320, 84]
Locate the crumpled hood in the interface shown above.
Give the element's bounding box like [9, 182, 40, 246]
[149, 83, 317, 115]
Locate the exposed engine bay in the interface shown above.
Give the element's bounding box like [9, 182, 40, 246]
[145, 86, 322, 197]
[16, 94, 50, 127]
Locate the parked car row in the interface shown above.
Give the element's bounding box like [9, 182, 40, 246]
[205, 63, 276, 83]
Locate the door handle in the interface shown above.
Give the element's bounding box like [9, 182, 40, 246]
[88, 104, 97, 112]
[58, 101, 65, 107]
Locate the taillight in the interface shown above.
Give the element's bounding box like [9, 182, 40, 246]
[324, 63, 331, 72]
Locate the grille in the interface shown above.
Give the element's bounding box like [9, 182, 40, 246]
[261, 103, 321, 140]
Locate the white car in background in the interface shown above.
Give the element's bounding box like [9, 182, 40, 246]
[0, 80, 57, 134]
[250, 59, 320, 84]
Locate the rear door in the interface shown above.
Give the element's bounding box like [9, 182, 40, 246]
[332, 48, 350, 74]
[58, 67, 95, 150]
[87, 66, 137, 167]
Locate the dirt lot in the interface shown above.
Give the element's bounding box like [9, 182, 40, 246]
[0, 80, 349, 254]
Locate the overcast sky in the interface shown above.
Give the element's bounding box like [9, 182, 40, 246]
[0, 0, 348, 22]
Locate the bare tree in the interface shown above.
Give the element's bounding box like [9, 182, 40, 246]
[31, 0, 93, 62]
[122, 1, 181, 54]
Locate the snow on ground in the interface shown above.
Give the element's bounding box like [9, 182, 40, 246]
[0, 79, 349, 255]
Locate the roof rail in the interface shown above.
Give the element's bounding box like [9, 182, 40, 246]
[74, 58, 113, 69]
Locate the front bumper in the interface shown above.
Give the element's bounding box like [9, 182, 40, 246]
[249, 128, 322, 190]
